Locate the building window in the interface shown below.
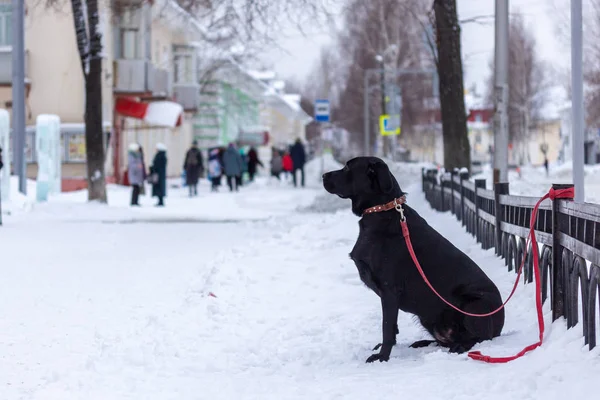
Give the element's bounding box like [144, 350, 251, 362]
[475, 113, 482, 123]
[0, 3, 11, 47]
[173, 45, 196, 84]
[117, 8, 142, 59]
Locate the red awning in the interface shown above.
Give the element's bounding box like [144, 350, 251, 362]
[115, 97, 183, 128]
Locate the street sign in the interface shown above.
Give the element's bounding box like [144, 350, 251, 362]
[379, 114, 401, 136]
[314, 99, 330, 122]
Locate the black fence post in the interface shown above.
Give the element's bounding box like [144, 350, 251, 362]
[440, 174, 447, 212]
[551, 183, 574, 321]
[459, 170, 469, 227]
[494, 182, 509, 256]
[421, 167, 425, 192]
[428, 169, 439, 209]
[450, 170, 457, 215]
[474, 179, 486, 243]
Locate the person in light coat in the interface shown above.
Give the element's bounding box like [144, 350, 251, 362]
[127, 143, 144, 206]
[270, 148, 283, 180]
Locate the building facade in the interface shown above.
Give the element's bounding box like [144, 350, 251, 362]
[1, 0, 311, 186]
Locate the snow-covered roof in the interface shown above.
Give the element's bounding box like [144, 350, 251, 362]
[282, 94, 302, 112]
[225, 60, 312, 124]
[247, 70, 277, 81]
[464, 91, 490, 110]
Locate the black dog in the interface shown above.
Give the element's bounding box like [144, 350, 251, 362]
[322, 157, 504, 363]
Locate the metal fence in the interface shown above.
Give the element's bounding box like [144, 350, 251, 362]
[422, 168, 600, 351]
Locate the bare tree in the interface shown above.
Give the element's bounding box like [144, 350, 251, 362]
[485, 12, 549, 164]
[303, 0, 432, 155]
[65, 0, 107, 202]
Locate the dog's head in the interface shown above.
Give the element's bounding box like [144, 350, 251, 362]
[322, 157, 404, 216]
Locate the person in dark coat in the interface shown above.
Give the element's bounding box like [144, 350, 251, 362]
[183, 140, 204, 197]
[247, 146, 263, 182]
[0, 147, 4, 171]
[222, 142, 244, 192]
[150, 142, 167, 206]
[290, 138, 306, 187]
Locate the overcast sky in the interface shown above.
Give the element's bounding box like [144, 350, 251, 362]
[262, 0, 568, 95]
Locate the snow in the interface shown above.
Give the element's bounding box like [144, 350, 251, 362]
[143, 101, 184, 128]
[1, 158, 599, 399]
[472, 162, 600, 203]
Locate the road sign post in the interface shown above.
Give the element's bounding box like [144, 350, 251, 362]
[379, 114, 401, 136]
[314, 99, 330, 123]
[315, 99, 331, 177]
[363, 68, 436, 157]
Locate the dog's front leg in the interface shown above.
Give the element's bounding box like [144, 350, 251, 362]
[366, 291, 398, 363]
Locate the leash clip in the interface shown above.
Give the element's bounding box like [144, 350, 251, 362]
[394, 198, 405, 221]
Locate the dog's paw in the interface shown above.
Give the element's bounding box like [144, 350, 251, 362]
[366, 352, 390, 363]
[409, 340, 437, 349]
[448, 343, 468, 354]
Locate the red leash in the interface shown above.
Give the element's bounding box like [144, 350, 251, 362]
[387, 187, 573, 363]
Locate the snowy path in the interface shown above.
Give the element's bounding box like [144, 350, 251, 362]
[2, 163, 600, 399]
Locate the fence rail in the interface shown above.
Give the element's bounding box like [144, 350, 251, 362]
[421, 168, 600, 351]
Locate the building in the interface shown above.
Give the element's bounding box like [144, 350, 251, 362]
[402, 90, 494, 168]
[193, 61, 266, 150]
[248, 71, 312, 149]
[1, 0, 295, 187]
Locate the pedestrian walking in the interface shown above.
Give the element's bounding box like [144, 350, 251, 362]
[138, 144, 147, 196]
[282, 150, 293, 181]
[208, 148, 223, 192]
[149, 142, 167, 206]
[183, 140, 204, 197]
[270, 148, 283, 180]
[222, 142, 244, 192]
[127, 143, 144, 206]
[247, 146, 263, 182]
[290, 138, 306, 187]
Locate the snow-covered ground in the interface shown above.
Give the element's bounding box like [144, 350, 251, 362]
[473, 162, 600, 202]
[1, 157, 599, 399]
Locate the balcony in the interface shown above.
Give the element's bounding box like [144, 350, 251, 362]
[173, 83, 200, 112]
[0, 48, 30, 85]
[152, 67, 171, 97]
[113, 59, 151, 93]
[113, 59, 172, 97]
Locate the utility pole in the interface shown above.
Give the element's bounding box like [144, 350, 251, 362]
[493, 0, 509, 183]
[571, 0, 585, 203]
[364, 72, 370, 156]
[378, 58, 386, 158]
[12, 0, 26, 194]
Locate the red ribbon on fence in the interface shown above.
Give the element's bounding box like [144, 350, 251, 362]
[467, 186, 575, 363]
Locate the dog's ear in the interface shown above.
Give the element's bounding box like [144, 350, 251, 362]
[369, 161, 394, 193]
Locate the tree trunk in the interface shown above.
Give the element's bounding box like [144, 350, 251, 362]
[71, 0, 88, 74]
[433, 0, 471, 171]
[70, 0, 107, 202]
